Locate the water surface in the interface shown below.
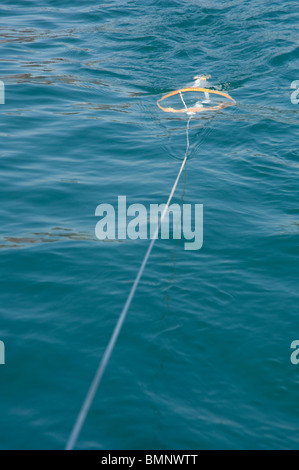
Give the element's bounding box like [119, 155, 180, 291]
[0, 0, 299, 450]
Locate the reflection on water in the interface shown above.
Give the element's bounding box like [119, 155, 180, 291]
[0, 227, 92, 248]
[0, 227, 125, 249]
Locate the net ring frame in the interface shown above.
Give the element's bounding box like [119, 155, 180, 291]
[157, 87, 236, 114]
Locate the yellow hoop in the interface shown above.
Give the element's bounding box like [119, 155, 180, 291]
[157, 87, 236, 114]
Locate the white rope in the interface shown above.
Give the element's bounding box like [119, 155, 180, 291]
[65, 111, 192, 451]
[179, 91, 188, 112]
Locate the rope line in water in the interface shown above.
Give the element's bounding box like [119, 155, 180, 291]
[66, 82, 237, 449]
[65, 111, 192, 451]
[179, 91, 188, 112]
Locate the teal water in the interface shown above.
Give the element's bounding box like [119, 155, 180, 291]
[0, 0, 299, 450]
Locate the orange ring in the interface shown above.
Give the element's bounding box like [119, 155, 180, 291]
[157, 87, 236, 114]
